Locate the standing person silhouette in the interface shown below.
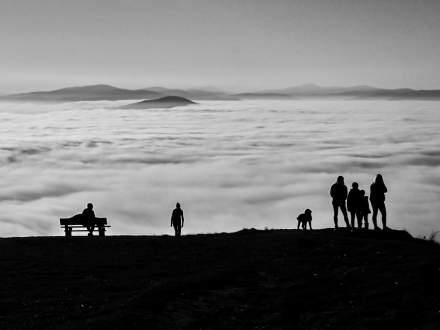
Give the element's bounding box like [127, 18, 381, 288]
[330, 176, 350, 229]
[347, 182, 362, 229]
[370, 174, 388, 230]
[359, 190, 371, 229]
[171, 202, 184, 237]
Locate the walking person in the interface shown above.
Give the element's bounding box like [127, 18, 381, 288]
[170, 202, 184, 237]
[370, 174, 388, 230]
[347, 182, 362, 229]
[330, 176, 350, 229]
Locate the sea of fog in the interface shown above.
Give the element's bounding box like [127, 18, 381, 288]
[0, 99, 439, 237]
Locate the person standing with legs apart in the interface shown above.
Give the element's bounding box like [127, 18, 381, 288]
[171, 202, 184, 237]
[347, 182, 362, 229]
[370, 174, 388, 230]
[330, 176, 350, 229]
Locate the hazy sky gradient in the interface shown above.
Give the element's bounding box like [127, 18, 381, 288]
[1, 0, 439, 92]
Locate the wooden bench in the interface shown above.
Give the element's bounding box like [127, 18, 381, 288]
[60, 217, 110, 237]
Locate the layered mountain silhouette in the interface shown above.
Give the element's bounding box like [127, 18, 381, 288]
[145, 87, 235, 100]
[1, 83, 440, 102]
[0, 84, 233, 102]
[0, 84, 162, 102]
[234, 84, 440, 100]
[120, 96, 196, 109]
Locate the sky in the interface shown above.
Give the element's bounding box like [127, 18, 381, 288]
[0, 0, 439, 92]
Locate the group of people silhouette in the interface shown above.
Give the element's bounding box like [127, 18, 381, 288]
[330, 174, 388, 230]
[73, 175, 388, 236]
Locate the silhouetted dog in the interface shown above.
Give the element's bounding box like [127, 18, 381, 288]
[297, 209, 312, 230]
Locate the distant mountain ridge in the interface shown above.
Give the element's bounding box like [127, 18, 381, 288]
[1, 83, 440, 102]
[235, 84, 440, 100]
[144, 87, 234, 100]
[0, 84, 234, 102]
[0, 84, 161, 102]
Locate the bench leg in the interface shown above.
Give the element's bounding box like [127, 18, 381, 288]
[99, 227, 105, 237]
[64, 225, 72, 237]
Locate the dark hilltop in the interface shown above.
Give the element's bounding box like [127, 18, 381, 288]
[1, 229, 439, 329]
[120, 96, 196, 109]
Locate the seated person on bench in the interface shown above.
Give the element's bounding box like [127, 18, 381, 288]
[61, 203, 108, 237]
[82, 203, 96, 235]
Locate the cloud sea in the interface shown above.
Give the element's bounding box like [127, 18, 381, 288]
[0, 99, 439, 237]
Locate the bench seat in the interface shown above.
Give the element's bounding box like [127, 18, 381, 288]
[60, 217, 110, 237]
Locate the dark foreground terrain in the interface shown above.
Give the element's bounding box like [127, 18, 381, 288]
[0, 229, 439, 329]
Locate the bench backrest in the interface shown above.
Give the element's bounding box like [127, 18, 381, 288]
[60, 217, 108, 226]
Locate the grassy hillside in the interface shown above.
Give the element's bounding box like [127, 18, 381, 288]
[0, 229, 439, 329]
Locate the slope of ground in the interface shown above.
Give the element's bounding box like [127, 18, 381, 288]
[0, 229, 439, 329]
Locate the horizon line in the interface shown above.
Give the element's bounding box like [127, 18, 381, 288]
[3, 82, 440, 95]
